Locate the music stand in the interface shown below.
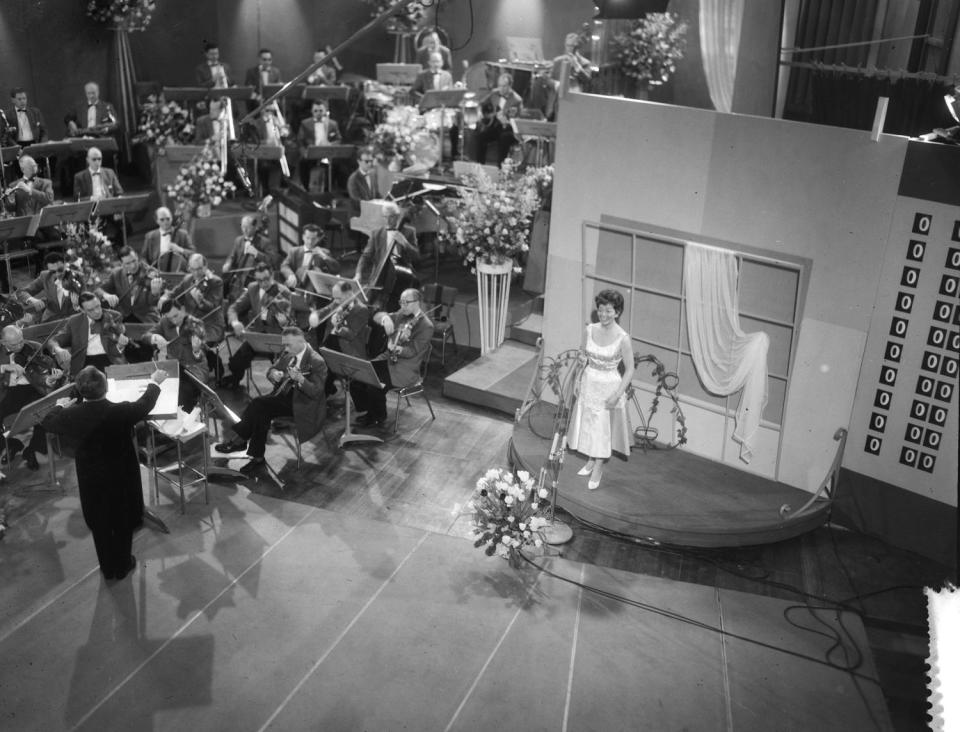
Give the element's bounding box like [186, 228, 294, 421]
[175, 368, 246, 482]
[163, 145, 205, 163]
[242, 331, 284, 353]
[216, 86, 256, 104]
[35, 201, 96, 233]
[106, 359, 180, 419]
[0, 215, 37, 289]
[304, 271, 357, 299]
[246, 143, 284, 196]
[318, 348, 385, 447]
[68, 138, 119, 153]
[304, 144, 356, 192]
[0, 145, 20, 188]
[5, 382, 75, 492]
[376, 63, 421, 86]
[162, 87, 213, 103]
[23, 317, 68, 341]
[93, 193, 151, 248]
[510, 118, 557, 168]
[303, 86, 349, 103]
[20, 140, 72, 179]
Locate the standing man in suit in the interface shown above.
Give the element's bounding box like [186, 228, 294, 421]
[195, 43, 231, 89]
[356, 202, 420, 313]
[42, 365, 168, 581]
[73, 147, 123, 200]
[297, 100, 340, 191]
[2, 88, 46, 147]
[245, 48, 283, 110]
[353, 288, 433, 428]
[49, 292, 129, 377]
[141, 206, 193, 272]
[215, 326, 326, 472]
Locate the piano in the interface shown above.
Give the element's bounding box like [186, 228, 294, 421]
[349, 198, 392, 237]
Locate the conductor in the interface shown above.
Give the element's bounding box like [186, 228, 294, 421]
[42, 365, 168, 581]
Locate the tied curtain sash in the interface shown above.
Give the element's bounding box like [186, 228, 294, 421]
[699, 0, 745, 113]
[683, 242, 768, 463]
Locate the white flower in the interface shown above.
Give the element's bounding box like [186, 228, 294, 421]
[538, 488, 549, 499]
[504, 496, 514, 506]
[516, 470, 530, 483]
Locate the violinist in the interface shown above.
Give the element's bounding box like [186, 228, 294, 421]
[551, 32, 598, 94]
[49, 291, 128, 376]
[144, 300, 211, 412]
[15, 252, 82, 323]
[169, 253, 225, 343]
[221, 263, 292, 389]
[0, 325, 63, 471]
[312, 280, 369, 398]
[281, 224, 340, 291]
[215, 326, 326, 473]
[353, 288, 433, 428]
[142, 207, 194, 273]
[97, 246, 164, 325]
[222, 214, 281, 299]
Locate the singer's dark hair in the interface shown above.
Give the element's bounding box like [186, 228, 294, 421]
[10, 87, 26, 98]
[594, 289, 624, 316]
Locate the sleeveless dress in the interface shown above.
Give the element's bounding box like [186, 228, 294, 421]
[567, 323, 631, 459]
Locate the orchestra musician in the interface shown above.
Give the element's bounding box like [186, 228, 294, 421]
[474, 73, 523, 164]
[2, 154, 54, 216]
[356, 202, 420, 314]
[245, 48, 283, 110]
[222, 262, 293, 389]
[412, 52, 454, 100]
[297, 100, 340, 191]
[142, 206, 194, 273]
[143, 300, 211, 412]
[96, 246, 164, 325]
[346, 147, 381, 254]
[353, 288, 433, 428]
[215, 326, 327, 473]
[193, 97, 229, 145]
[65, 82, 119, 138]
[281, 223, 340, 291]
[416, 31, 452, 70]
[254, 104, 290, 195]
[222, 214, 281, 299]
[168, 253, 225, 381]
[15, 252, 82, 323]
[73, 147, 123, 201]
[552, 32, 598, 94]
[195, 42, 232, 89]
[312, 279, 369, 398]
[0, 325, 64, 471]
[2, 88, 47, 147]
[306, 49, 339, 85]
[48, 291, 129, 376]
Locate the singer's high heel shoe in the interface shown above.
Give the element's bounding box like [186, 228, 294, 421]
[577, 460, 595, 476]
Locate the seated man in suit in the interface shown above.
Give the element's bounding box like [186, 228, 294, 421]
[245, 48, 283, 110]
[222, 262, 293, 389]
[281, 223, 340, 330]
[142, 300, 211, 412]
[3, 88, 47, 146]
[356, 202, 420, 314]
[73, 147, 123, 201]
[346, 146, 380, 255]
[474, 73, 523, 164]
[15, 252, 81, 324]
[1, 154, 53, 216]
[193, 97, 228, 144]
[142, 206, 194, 272]
[215, 326, 327, 472]
[222, 214, 281, 300]
[314, 278, 369, 398]
[297, 100, 340, 191]
[65, 82, 119, 139]
[306, 48, 339, 85]
[49, 291, 128, 377]
[97, 245, 164, 325]
[353, 288, 434, 428]
[195, 42, 231, 89]
[167, 253, 225, 380]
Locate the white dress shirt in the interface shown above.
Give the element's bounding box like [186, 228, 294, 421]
[87, 105, 98, 129]
[86, 318, 106, 356]
[16, 109, 33, 141]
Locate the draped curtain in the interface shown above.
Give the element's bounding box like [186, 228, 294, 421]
[699, 0, 745, 112]
[683, 243, 769, 463]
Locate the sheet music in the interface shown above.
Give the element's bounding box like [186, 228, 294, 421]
[107, 376, 179, 419]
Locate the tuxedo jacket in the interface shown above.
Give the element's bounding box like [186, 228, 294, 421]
[2, 106, 47, 144]
[144, 314, 211, 382]
[223, 233, 281, 273]
[141, 228, 194, 272]
[18, 270, 79, 321]
[100, 265, 162, 323]
[73, 167, 124, 200]
[2, 177, 54, 216]
[281, 245, 341, 285]
[0, 339, 48, 402]
[327, 302, 370, 359]
[377, 309, 434, 388]
[411, 69, 453, 99]
[296, 117, 340, 148]
[244, 65, 282, 91]
[347, 168, 381, 209]
[269, 344, 327, 440]
[54, 309, 127, 377]
[195, 62, 232, 88]
[65, 101, 118, 136]
[170, 272, 225, 342]
[228, 281, 291, 333]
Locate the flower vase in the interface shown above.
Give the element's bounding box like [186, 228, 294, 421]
[476, 257, 513, 354]
[196, 202, 212, 218]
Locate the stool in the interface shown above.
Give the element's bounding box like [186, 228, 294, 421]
[147, 419, 209, 514]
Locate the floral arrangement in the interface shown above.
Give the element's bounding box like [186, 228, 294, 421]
[62, 221, 116, 291]
[135, 96, 194, 148]
[165, 141, 235, 217]
[468, 468, 550, 567]
[368, 105, 439, 169]
[611, 12, 688, 85]
[440, 161, 553, 271]
[361, 0, 427, 31]
[86, 0, 156, 31]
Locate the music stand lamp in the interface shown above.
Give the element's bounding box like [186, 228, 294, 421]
[318, 348, 385, 447]
[0, 215, 37, 290]
[92, 193, 151, 249]
[419, 89, 467, 168]
[304, 144, 355, 193]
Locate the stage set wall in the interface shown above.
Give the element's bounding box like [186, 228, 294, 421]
[545, 92, 958, 565]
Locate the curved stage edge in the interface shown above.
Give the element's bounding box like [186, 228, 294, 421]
[509, 403, 836, 548]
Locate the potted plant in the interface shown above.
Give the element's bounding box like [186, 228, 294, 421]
[611, 12, 688, 98]
[165, 141, 236, 220]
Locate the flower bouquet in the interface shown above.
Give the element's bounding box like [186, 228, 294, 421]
[369, 105, 439, 170]
[62, 221, 116, 291]
[361, 0, 427, 32]
[165, 141, 236, 219]
[468, 468, 550, 568]
[440, 161, 553, 272]
[611, 12, 688, 86]
[135, 96, 195, 149]
[86, 0, 156, 31]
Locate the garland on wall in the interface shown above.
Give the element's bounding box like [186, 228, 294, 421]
[86, 0, 156, 31]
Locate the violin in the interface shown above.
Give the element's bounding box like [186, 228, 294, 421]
[0, 295, 25, 328]
[13, 341, 66, 395]
[387, 316, 417, 363]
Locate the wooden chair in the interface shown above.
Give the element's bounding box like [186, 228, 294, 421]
[422, 283, 458, 366]
[388, 343, 436, 432]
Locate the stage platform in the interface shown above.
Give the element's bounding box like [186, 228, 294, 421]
[510, 402, 836, 548]
[0, 484, 889, 731]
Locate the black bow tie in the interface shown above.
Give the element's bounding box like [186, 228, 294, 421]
[91, 171, 101, 176]
[88, 103, 97, 107]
